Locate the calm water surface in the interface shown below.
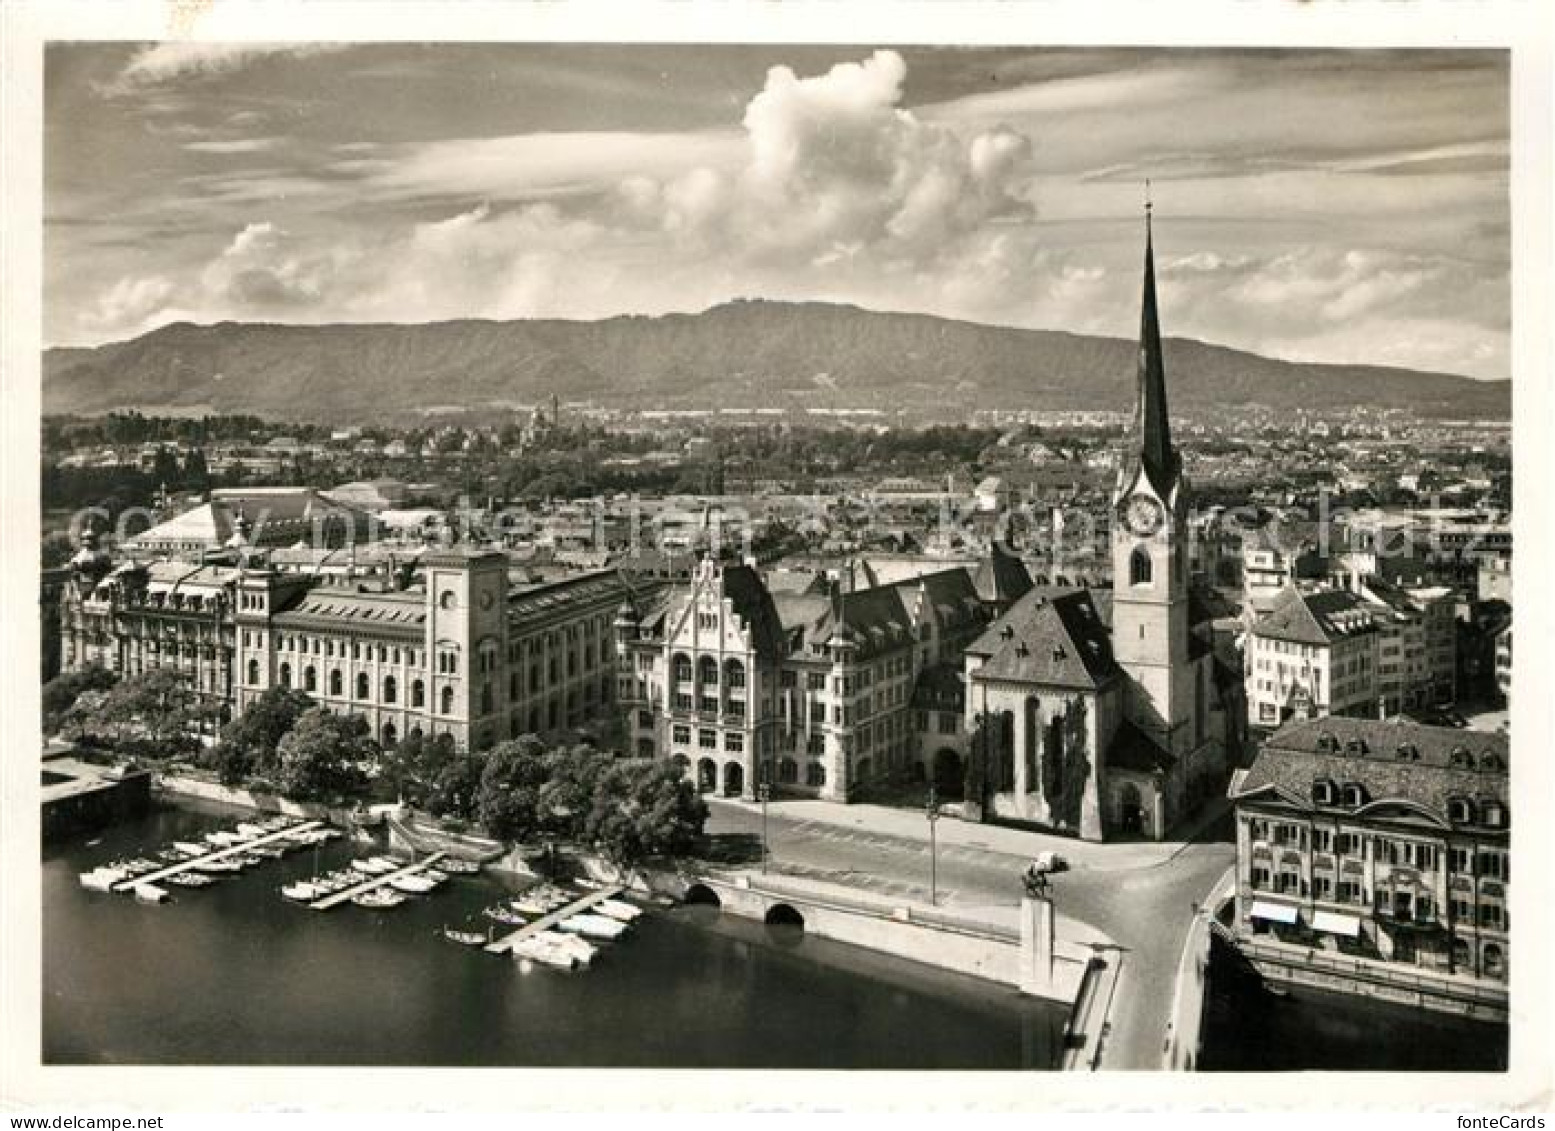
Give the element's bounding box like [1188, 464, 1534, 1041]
[44, 800, 1065, 1068]
[1199, 936, 1508, 1071]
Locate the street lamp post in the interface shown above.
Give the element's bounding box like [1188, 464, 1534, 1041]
[926, 784, 941, 906]
[757, 774, 772, 874]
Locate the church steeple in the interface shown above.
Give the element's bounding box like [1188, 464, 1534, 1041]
[1133, 196, 1179, 496]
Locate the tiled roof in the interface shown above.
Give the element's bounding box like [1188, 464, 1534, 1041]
[507, 570, 633, 624]
[1253, 586, 1376, 645]
[1235, 716, 1508, 818]
[721, 564, 790, 660]
[967, 588, 1120, 690]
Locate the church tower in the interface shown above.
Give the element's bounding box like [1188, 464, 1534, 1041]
[1111, 203, 1198, 756]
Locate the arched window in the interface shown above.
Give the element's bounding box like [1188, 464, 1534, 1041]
[698, 655, 719, 685]
[382, 722, 397, 748]
[673, 653, 693, 683]
[724, 658, 746, 689]
[329, 670, 343, 697]
[356, 672, 370, 699]
[411, 679, 425, 708]
[807, 762, 827, 788]
[279, 663, 291, 689]
[1129, 546, 1152, 586]
[304, 666, 317, 693]
[383, 675, 396, 704]
[440, 686, 455, 715]
[247, 658, 259, 685]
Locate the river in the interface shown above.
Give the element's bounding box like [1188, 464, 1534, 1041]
[43, 799, 1066, 1068]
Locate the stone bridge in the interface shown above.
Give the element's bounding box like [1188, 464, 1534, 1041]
[668, 870, 1086, 1006]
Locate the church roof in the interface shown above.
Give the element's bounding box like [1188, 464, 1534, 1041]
[968, 588, 1120, 690]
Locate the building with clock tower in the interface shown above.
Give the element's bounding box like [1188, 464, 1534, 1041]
[962, 207, 1230, 841]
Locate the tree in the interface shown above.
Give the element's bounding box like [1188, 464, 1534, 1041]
[42, 664, 117, 733]
[425, 753, 486, 821]
[536, 745, 611, 840]
[581, 759, 708, 870]
[476, 735, 552, 841]
[274, 708, 373, 801]
[209, 686, 315, 784]
[86, 668, 198, 752]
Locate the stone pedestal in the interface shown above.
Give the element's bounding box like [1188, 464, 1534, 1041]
[1019, 895, 1055, 996]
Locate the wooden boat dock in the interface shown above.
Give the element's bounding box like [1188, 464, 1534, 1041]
[484, 884, 624, 955]
[111, 820, 326, 893]
[309, 851, 447, 911]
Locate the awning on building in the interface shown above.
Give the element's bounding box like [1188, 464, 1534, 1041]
[1249, 900, 1299, 925]
[1311, 910, 1362, 938]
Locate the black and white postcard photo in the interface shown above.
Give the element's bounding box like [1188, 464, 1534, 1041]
[2, 0, 1550, 1119]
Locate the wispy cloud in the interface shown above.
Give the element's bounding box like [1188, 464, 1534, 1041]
[110, 42, 350, 92]
[184, 137, 282, 155]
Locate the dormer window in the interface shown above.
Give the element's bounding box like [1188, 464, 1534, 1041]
[1316, 731, 1338, 753]
[1341, 783, 1366, 808]
[1449, 747, 1474, 769]
[1447, 797, 1475, 825]
[1312, 779, 1336, 806]
[1481, 801, 1507, 829]
[1345, 738, 1368, 757]
[1480, 752, 1505, 772]
[1395, 743, 1419, 761]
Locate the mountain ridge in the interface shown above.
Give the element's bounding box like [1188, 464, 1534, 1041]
[41, 299, 1510, 423]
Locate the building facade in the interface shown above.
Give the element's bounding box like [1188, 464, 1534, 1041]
[617, 556, 998, 801]
[1228, 717, 1509, 1013]
[1245, 586, 1378, 730]
[59, 545, 638, 752]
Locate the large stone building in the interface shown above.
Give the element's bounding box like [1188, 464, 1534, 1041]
[957, 211, 1229, 841]
[1227, 717, 1509, 1012]
[58, 543, 639, 751]
[615, 555, 1000, 800]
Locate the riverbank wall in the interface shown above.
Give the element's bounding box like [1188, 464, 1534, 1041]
[153, 771, 367, 828]
[42, 757, 152, 843]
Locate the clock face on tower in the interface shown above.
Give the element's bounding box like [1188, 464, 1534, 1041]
[1124, 495, 1164, 536]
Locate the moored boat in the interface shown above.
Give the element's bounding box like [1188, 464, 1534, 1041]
[281, 881, 321, 901]
[132, 883, 170, 904]
[173, 841, 210, 857]
[483, 905, 526, 926]
[166, 872, 215, 888]
[596, 899, 643, 922]
[388, 874, 438, 895]
[352, 888, 407, 909]
[443, 928, 487, 946]
[558, 914, 628, 941]
[79, 867, 125, 892]
[439, 857, 482, 875]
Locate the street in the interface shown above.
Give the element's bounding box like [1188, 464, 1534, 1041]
[699, 799, 1237, 1069]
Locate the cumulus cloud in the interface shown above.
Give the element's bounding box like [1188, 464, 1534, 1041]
[201, 222, 338, 309]
[647, 50, 1036, 267]
[81, 275, 180, 333]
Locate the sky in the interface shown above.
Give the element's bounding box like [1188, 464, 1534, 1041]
[44, 43, 1510, 378]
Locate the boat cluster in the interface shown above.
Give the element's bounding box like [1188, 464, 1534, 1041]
[78, 815, 326, 903]
[280, 854, 459, 908]
[440, 881, 647, 972]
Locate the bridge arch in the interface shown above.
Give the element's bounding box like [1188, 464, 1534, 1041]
[684, 883, 721, 908]
[764, 902, 805, 930]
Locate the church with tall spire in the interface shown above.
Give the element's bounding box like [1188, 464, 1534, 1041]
[962, 205, 1230, 841]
